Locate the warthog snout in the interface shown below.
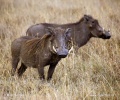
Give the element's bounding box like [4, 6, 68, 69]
[100, 30, 111, 39]
[53, 46, 68, 58]
[104, 30, 111, 39]
[57, 49, 69, 58]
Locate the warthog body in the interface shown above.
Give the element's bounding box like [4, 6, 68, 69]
[26, 15, 111, 48]
[11, 28, 72, 81]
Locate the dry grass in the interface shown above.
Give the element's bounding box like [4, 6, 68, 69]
[0, 0, 120, 100]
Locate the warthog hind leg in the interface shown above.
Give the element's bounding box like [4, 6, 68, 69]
[18, 63, 27, 77]
[11, 58, 20, 76]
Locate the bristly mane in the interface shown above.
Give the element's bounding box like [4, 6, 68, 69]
[73, 15, 92, 25]
[41, 17, 85, 27]
[74, 17, 85, 25]
[62, 17, 85, 26]
[23, 34, 51, 55]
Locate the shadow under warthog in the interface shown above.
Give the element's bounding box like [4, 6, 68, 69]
[26, 15, 111, 49]
[11, 28, 72, 81]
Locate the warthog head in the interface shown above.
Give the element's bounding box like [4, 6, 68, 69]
[83, 15, 111, 39]
[47, 27, 72, 58]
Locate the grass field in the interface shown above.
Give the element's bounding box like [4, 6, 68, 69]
[0, 0, 120, 100]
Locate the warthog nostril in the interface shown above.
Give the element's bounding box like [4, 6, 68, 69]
[105, 31, 111, 39]
[106, 35, 111, 39]
[57, 49, 69, 58]
[99, 33, 111, 39]
[58, 55, 67, 58]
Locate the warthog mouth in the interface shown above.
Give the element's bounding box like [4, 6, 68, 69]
[90, 31, 102, 37]
[99, 30, 111, 39]
[52, 45, 73, 56]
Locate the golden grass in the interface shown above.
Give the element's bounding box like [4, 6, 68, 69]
[0, 0, 120, 100]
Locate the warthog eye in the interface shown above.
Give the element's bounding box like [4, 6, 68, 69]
[55, 46, 58, 49]
[92, 20, 95, 24]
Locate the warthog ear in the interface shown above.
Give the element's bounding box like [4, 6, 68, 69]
[65, 28, 72, 38]
[84, 15, 90, 22]
[46, 27, 54, 34]
[46, 27, 55, 37]
[46, 27, 55, 41]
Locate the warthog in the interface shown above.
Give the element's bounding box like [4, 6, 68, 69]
[11, 28, 72, 81]
[26, 15, 111, 48]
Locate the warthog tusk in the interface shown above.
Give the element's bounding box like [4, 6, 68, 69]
[68, 46, 73, 54]
[53, 46, 57, 53]
[103, 27, 105, 31]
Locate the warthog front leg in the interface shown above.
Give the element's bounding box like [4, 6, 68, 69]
[11, 57, 19, 76]
[38, 65, 45, 80]
[18, 63, 27, 77]
[47, 63, 58, 81]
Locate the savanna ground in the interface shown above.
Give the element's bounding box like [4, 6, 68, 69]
[0, 0, 120, 100]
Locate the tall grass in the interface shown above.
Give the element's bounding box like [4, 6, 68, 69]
[0, 0, 120, 100]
